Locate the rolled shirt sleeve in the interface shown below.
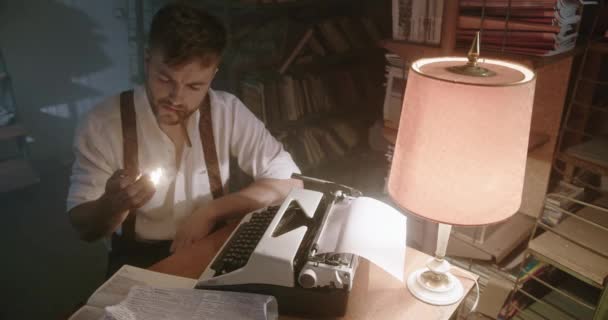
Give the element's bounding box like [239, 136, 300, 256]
[228, 96, 300, 180]
[66, 110, 116, 212]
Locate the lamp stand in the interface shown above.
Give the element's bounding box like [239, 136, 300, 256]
[407, 224, 464, 305]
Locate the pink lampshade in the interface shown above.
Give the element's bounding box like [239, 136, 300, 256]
[388, 57, 536, 226]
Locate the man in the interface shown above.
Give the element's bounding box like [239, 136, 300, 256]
[67, 3, 302, 275]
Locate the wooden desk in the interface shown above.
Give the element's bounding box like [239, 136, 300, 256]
[150, 224, 478, 320]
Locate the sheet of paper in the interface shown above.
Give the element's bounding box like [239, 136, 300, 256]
[104, 286, 278, 320]
[87, 265, 197, 308]
[316, 196, 407, 281]
[68, 305, 105, 320]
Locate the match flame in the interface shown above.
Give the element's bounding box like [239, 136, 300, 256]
[150, 168, 163, 187]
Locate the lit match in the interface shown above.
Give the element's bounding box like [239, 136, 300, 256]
[149, 167, 163, 187]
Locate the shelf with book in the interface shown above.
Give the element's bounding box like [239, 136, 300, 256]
[215, 0, 390, 191]
[285, 48, 386, 75]
[238, 48, 385, 80]
[199, 0, 371, 12]
[277, 115, 374, 172]
[239, 61, 383, 130]
[503, 194, 608, 320]
[268, 107, 373, 133]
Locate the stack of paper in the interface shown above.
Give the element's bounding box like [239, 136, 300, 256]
[68, 265, 277, 320]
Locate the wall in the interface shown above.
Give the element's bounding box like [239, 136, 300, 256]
[0, 0, 133, 163]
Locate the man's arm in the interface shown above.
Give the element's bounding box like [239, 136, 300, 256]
[171, 178, 302, 252]
[170, 94, 303, 252]
[69, 196, 129, 242]
[69, 171, 155, 242]
[206, 178, 303, 221]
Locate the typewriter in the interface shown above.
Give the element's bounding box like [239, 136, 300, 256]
[197, 174, 362, 317]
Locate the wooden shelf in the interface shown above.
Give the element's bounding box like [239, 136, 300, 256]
[287, 48, 385, 75]
[379, 40, 444, 63]
[241, 48, 385, 81]
[0, 158, 39, 193]
[269, 108, 370, 133]
[0, 124, 27, 141]
[201, 0, 361, 12]
[529, 196, 608, 288]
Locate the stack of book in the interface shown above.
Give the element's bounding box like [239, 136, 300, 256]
[392, 0, 446, 45]
[236, 14, 384, 129]
[235, 14, 384, 172]
[458, 0, 595, 56]
[239, 65, 375, 129]
[383, 53, 408, 131]
[278, 16, 382, 74]
[381, 54, 407, 192]
[542, 181, 585, 226]
[240, 74, 334, 125]
[277, 120, 360, 170]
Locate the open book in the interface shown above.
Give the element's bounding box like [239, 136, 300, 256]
[69, 265, 277, 320]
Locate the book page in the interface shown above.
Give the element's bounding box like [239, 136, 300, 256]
[87, 265, 196, 308]
[105, 286, 278, 320]
[68, 305, 105, 320]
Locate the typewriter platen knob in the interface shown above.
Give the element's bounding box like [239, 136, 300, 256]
[298, 268, 317, 288]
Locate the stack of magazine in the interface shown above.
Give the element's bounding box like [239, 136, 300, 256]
[458, 0, 598, 56]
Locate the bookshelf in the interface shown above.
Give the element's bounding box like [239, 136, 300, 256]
[503, 194, 608, 320]
[198, 0, 369, 11]
[221, 1, 389, 186]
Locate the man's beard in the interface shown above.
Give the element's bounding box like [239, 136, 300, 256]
[153, 99, 187, 126]
[145, 86, 184, 126]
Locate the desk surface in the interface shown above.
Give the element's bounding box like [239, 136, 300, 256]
[150, 224, 477, 320]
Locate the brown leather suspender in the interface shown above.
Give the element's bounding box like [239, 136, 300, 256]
[119, 90, 224, 241]
[199, 95, 224, 199]
[119, 90, 138, 242]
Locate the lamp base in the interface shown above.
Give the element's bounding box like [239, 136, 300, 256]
[407, 267, 464, 305]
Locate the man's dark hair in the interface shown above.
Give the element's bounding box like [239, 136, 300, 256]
[148, 2, 227, 66]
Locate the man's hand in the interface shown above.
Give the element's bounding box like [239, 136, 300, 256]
[68, 169, 156, 242]
[171, 207, 217, 253]
[100, 169, 156, 219]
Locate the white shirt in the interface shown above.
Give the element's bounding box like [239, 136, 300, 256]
[67, 86, 300, 240]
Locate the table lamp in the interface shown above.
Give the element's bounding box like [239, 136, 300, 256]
[387, 33, 536, 305]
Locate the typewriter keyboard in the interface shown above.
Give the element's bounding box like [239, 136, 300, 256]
[211, 205, 280, 275]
